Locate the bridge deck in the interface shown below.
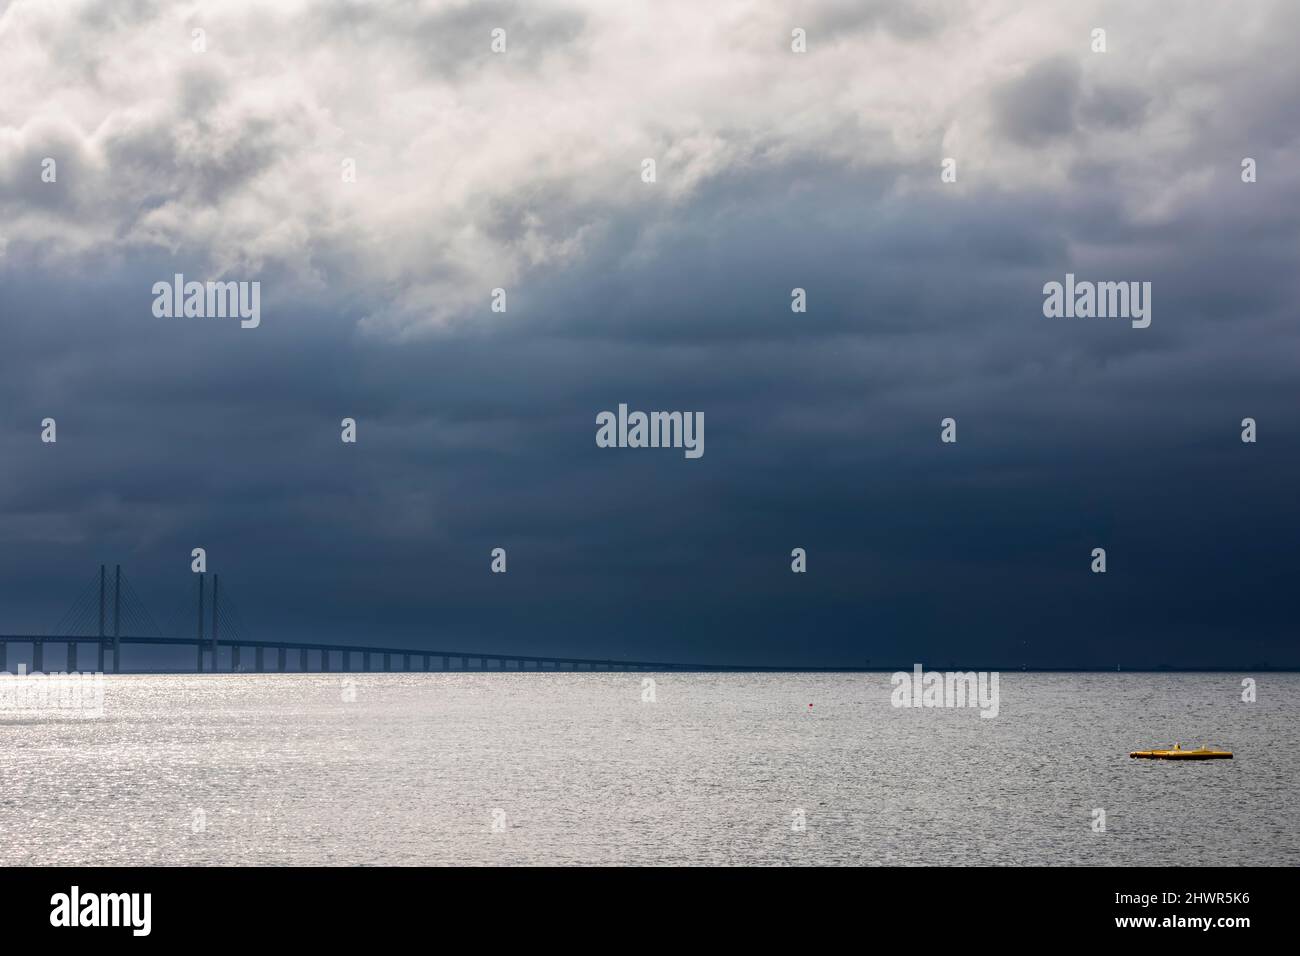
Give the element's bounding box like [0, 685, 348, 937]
[0, 634, 681, 669]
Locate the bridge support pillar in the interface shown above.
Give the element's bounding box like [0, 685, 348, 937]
[300, 648, 308, 671]
[66, 642, 76, 672]
[343, 650, 351, 671]
[97, 642, 105, 673]
[321, 649, 330, 672]
[383, 653, 391, 671]
[403, 654, 410, 670]
[423, 654, 430, 671]
[33, 641, 43, 672]
[197, 643, 204, 672]
[441, 655, 448, 670]
[0, 642, 5, 671]
[278, 647, 286, 671]
[363, 652, 370, 673]
[112, 564, 121, 674]
[255, 647, 264, 672]
[460, 656, 467, 670]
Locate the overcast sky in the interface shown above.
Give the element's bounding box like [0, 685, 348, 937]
[2, 0, 1298, 666]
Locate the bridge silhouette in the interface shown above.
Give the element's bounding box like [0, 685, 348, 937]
[0, 564, 685, 674]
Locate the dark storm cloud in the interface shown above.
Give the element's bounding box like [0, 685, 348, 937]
[2, 1, 1299, 667]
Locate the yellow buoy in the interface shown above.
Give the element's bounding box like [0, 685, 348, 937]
[1129, 742, 1232, 760]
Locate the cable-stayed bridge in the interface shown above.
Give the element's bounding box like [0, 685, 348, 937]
[0, 565, 681, 674]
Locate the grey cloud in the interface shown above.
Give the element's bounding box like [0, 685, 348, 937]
[0, 120, 93, 213]
[804, 0, 954, 41]
[306, 0, 587, 78]
[1080, 83, 1150, 130]
[992, 57, 1082, 147]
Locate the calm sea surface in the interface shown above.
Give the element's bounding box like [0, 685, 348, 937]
[2, 672, 1295, 866]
